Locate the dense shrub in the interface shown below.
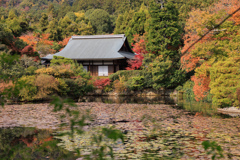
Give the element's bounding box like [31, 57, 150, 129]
[0, 81, 13, 93]
[113, 80, 125, 93]
[65, 78, 93, 99]
[127, 76, 145, 91]
[18, 75, 37, 101]
[18, 57, 93, 100]
[56, 78, 69, 96]
[50, 56, 73, 66]
[93, 78, 111, 89]
[34, 74, 59, 99]
[16, 74, 71, 101]
[113, 75, 128, 93]
[109, 70, 143, 82]
[109, 70, 154, 92]
[176, 80, 195, 101]
[35, 65, 75, 78]
[0, 53, 40, 80]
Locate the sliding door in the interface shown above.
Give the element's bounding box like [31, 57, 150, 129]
[98, 66, 108, 76]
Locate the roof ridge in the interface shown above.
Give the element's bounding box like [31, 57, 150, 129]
[72, 34, 125, 39]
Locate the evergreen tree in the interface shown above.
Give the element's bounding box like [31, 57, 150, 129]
[47, 3, 57, 21]
[6, 10, 29, 37]
[58, 16, 73, 38]
[114, 10, 135, 34]
[147, 0, 182, 59]
[87, 9, 112, 34]
[39, 13, 49, 32]
[146, 0, 185, 89]
[47, 18, 61, 41]
[8, 9, 17, 20]
[210, 57, 240, 107]
[125, 4, 149, 44]
[77, 21, 95, 35]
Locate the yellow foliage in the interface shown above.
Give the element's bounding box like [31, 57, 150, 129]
[113, 75, 128, 93]
[35, 67, 55, 75]
[74, 12, 85, 18]
[35, 65, 74, 78]
[34, 74, 59, 99]
[18, 76, 37, 101]
[56, 78, 69, 96]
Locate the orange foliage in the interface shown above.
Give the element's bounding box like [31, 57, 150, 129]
[181, 0, 240, 101]
[13, 132, 53, 148]
[181, 54, 200, 72]
[191, 64, 211, 101]
[19, 32, 55, 55]
[19, 33, 38, 48]
[126, 34, 148, 70]
[93, 78, 111, 89]
[214, 0, 240, 25]
[191, 75, 211, 101]
[0, 81, 13, 93]
[229, 0, 240, 25]
[58, 37, 71, 51]
[21, 45, 34, 56]
[181, 0, 240, 71]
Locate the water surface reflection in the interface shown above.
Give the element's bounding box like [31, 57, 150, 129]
[81, 95, 177, 104]
[0, 127, 76, 160]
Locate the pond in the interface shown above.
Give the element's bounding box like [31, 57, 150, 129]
[0, 127, 77, 160]
[81, 95, 177, 104]
[0, 96, 240, 159]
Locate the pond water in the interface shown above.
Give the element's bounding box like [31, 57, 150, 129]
[82, 96, 217, 116]
[1, 96, 240, 159]
[81, 95, 177, 104]
[0, 127, 77, 159]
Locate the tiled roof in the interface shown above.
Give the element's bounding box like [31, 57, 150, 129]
[42, 34, 135, 60]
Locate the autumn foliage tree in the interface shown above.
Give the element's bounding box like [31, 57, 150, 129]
[93, 78, 111, 89]
[58, 37, 71, 51]
[181, 0, 240, 103]
[19, 32, 55, 57]
[126, 34, 147, 70]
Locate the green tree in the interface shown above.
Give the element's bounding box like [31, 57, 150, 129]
[39, 13, 49, 32]
[65, 12, 77, 21]
[114, 10, 135, 35]
[58, 16, 74, 38]
[87, 9, 112, 34]
[47, 18, 62, 41]
[125, 4, 149, 44]
[146, 0, 185, 89]
[77, 21, 95, 35]
[6, 10, 29, 37]
[8, 9, 17, 20]
[47, 2, 56, 20]
[147, 0, 182, 59]
[0, 23, 27, 54]
[210, 57, 240, 107]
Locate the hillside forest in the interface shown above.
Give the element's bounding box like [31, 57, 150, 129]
[0, 0, 240, 108]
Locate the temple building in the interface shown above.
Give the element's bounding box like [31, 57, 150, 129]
[41, 34, 135, 76]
